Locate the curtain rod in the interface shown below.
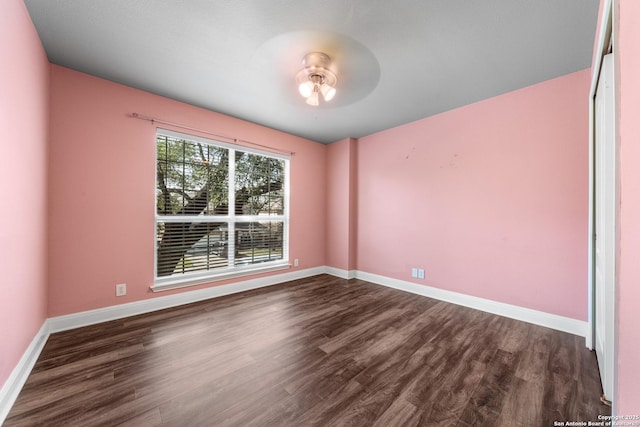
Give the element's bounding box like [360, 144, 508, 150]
[130, 112, 295, 156]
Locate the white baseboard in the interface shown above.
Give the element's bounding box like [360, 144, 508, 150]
[1, 266, 326, 423]
[324, 267, 357, 280]
[0, 321, 51, 425]
[48, 266, 326, 333]
[353, 270, 588, 337]
[1, 265, 587, 424]
[47, 265, 588, 338]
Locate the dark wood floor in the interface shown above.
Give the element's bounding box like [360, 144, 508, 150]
[6, 275, 608, 426]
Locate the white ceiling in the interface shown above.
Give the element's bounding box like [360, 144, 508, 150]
[24, 0, 599, 144]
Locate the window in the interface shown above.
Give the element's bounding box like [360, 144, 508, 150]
[154, 129, 289, 289]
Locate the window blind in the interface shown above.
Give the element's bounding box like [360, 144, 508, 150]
[155, 130, 289, 287]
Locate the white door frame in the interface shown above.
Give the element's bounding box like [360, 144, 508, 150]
[588, 0, 616, 408]
[595, 52, 616, 404]
[588, 0, 612, 351]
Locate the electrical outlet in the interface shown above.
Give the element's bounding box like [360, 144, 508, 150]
[115, 283, 127, 297]
[411, 268, 418, 278]
[294, 258, 299, 267]
[418, 269, 425, 279]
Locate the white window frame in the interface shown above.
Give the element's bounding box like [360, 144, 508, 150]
[153, 128, 290, 292]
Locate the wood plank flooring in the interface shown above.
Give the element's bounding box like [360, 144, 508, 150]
[5, 275, 609, 426]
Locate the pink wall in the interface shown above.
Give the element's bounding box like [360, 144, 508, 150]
[48, 66, 326, 317]
[348, 138, 358, 271]
[0, 0, 50, 389]
[614, 0, 640, 414]
[325, 138, 357, 271]
[2, 0, 627, 410]
[357, 69, 591, 320]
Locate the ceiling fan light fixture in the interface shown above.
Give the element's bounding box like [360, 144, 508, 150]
[305, 89, 320, 106]
[298, 80, 314, 98]
[320, 83, 336, 101]
[296, 52, 337, 106]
